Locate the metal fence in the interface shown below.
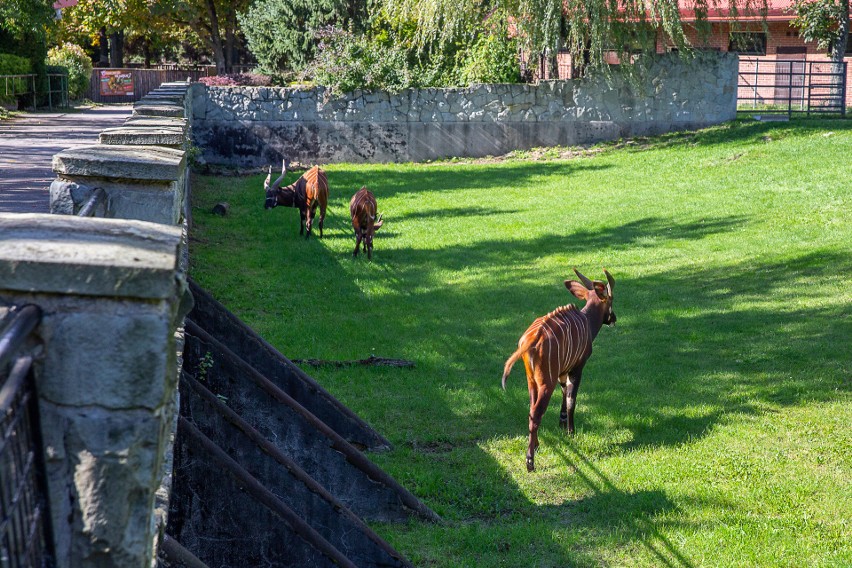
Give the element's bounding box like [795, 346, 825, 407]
[738, 59, 848, 117]
[84, 68, 211, 103]
[0, 74, 68, 111]
[0, 305, 54, 567]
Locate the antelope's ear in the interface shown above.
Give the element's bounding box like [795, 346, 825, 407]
[263, 173, 271, 190]
[565, 280, 588, 300]
[593, 280, 608, 299]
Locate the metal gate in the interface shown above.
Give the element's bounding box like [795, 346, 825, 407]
[0, 306, 54, 567]
[738, 58, 848, 117]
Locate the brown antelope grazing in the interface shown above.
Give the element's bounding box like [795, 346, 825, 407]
[264, 159, 328, 238]
[349, 187, 384, 259]
[502, 268, 616, 472]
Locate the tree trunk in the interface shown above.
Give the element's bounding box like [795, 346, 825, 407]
[544, 47, 558, 79]
[831, 0, 849, 113]
[109, 30, 124, 67]
[143, 39, 152, 68]
[98, 27, 109, 66]
[205, 0, 227, 74]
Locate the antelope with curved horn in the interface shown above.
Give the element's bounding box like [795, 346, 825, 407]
[264, 159, 328, 239]
[502, 268, 616, 472]
[349, 187, 384, 260]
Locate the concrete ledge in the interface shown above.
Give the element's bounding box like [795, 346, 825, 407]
[52, 144, 185, 181]
[100, 127, 186, 146]
[0, 213, 183, 299]
[133, 103, 186, 117]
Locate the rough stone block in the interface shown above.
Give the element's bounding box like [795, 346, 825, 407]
[99, 127, 186, 147]
[53, 145, 185, 182]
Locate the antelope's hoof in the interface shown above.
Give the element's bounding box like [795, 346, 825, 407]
[526, 456, 535, 472]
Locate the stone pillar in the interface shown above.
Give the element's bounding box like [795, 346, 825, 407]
[0, 213, 186, 567]
[50, 145, 186, 225]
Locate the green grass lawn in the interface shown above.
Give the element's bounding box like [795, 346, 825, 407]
[188, 119, 851, 567]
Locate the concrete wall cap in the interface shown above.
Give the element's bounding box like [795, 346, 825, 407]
[52, 145, 186, 181]
[99, 127, 186, 146]
[0, 213, 183, 299]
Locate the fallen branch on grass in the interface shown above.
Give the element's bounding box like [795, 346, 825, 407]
[291, 355, 415, 368]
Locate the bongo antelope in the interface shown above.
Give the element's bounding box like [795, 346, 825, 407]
[264, 159, 328, 239]
[502, 268, 616, 471]
[349, 187, 384, 260]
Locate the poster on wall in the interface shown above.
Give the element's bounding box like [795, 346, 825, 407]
[99, 70, 134, 96]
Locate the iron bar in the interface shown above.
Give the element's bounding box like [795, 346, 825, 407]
[76, 188, 106, 218]
[159, 535, 210, 568]
[0, 306, 41, 373]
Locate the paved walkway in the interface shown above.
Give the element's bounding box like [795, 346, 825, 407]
[0, 105, 132, 214]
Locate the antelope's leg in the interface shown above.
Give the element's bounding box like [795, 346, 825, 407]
[299, 209, 307, 235]
[565, 369, 583, 436]
[353, 232, 362, 257]
[559, 374, 571, 430]
[527, 384, 553, 472]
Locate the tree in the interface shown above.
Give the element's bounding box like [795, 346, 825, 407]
[0, 0, 55, 105]
[379, 0, 767, 75]
[157, 0, 253, 73]
[790, 0, 850, 65]
[58, 0, 174, 67]
[239, 0, 367, 74]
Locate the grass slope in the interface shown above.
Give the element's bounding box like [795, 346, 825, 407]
[189, 119, 851, 567]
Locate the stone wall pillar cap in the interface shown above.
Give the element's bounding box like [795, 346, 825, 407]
[52, 144, 186, 181]
[0, 213, 183, 299]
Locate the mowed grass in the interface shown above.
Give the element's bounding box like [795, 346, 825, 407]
[188, 119, 851, 567]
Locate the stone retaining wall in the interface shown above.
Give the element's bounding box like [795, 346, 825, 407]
[191, 52, 738, 166]
[0, 81, 194, 568]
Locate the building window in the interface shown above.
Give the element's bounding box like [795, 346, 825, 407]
[729, 32, 767, 55]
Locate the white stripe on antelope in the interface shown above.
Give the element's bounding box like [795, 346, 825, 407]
[502, 268, 617, 472]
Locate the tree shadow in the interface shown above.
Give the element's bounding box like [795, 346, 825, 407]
[324, 160, 614, 200]
[546, 443, 696, 568]
[607, 118, 852, 155]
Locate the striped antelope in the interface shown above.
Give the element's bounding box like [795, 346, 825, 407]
[502, 268, 616, 472]
[349, 187, 384, 259]
[264, 159, 329, 239]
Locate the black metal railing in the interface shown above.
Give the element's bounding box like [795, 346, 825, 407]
[738, 59, 848, 118]
[76, 188, 107, 218]
[0, 305, 54, 567]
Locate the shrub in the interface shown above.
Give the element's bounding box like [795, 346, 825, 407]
[310, 27, 415, 94]
[457, 31, 521, 85]
[0, 53, 31, 106]
[198, 73, 273, 87]
[46, 43, 92, 100]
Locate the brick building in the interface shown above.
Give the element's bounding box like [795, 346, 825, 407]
[539, 0, 851, 108]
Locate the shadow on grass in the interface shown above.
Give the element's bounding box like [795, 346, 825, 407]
[190, 162, 850, 565]
[327, 160, 614, 199]
[550, 444, 695, 568]
[603, 117, 852, 154]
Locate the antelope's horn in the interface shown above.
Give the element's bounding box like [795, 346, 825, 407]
[573, 267, 595, 290]
[269, 159, 287, 191]
[603, 268, 615, 292]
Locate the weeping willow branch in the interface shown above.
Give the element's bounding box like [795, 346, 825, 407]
[380, 0, 769, 73]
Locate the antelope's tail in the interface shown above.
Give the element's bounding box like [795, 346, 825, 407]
[501, 330, 538, 390]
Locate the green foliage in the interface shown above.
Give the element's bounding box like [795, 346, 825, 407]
[311, 26, 416, 93]
[190, 119, 852, 566]
[239, 0, 360, 73]
[310, 8, 519, 92]
[789, 0, 849, 52]
[457, 23, 520, 84]
[0, 0, 54, 41]
[47, 43, 92, 100]
[0, 52, 31, 105]
[378, 0, 769, 74]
